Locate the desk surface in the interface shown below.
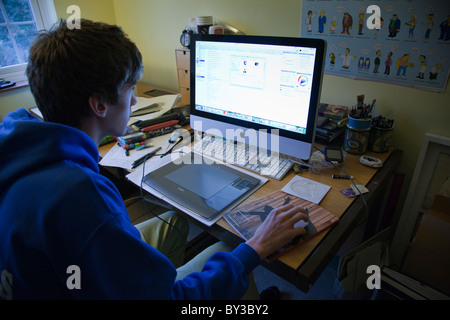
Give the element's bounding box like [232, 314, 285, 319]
[100, 82, 402, 292]
[216, 147, 392, 267]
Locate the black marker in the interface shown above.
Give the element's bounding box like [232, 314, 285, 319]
[332, 174, 354, 179]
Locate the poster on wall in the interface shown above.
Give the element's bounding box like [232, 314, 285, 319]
[300, 0, 450, 92]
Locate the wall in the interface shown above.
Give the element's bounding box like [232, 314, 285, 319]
[53, 0, 116, 24]
[2, 0, 450, 215]
[111, 0, 303, 90]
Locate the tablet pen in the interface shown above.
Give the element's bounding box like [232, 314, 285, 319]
[131, 146, 161, 169]
[332, 174, 354, 179]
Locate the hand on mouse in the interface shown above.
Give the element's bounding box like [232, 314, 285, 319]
[245, 204, 309, 260]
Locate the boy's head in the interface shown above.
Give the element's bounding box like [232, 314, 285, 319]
[27, 19, 143, 128]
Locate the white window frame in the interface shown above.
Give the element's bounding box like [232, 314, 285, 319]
[0, 0, 57, 83]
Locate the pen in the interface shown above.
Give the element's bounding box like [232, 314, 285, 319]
[332, 174, 354, 179]
[131, 146, 161, 169]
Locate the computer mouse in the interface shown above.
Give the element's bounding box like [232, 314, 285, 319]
[294, 220, 309, 228]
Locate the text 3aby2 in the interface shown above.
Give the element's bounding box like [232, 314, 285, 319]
[181, 304, 269, 317]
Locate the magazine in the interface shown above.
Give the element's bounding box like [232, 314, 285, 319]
[223, 190, 339, 261]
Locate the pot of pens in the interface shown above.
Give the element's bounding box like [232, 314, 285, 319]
[344, 95, 375, 155]
[369, 116, 394, 153]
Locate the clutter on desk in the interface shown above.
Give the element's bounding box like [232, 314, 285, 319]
[292, 149, 338, 175]
[282, 175, 331, 204]
[315, 103, 348, 143]
[344, 124, 370, 155]
[129, 94, 181, 124]
[369, 115, 394, 153]
[116, 97, 187, 156]
[343, 94, 395, 155]
[360, 155, 383, 168]
[341, 183, 370, 198]
[344, 94, 374, 155]
[99, 135, 116, 146]
[118, 120, 184, 155]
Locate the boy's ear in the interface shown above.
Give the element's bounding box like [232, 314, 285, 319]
[88, 95, 108, 118]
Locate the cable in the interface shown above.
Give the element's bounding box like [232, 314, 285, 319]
[312, 146, 369, 222]
[138, 150, 201, 257]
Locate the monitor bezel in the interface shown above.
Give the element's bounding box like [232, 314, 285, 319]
[190, 34, 326, 146]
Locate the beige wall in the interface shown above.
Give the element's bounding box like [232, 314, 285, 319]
[2, 0, 450, 215]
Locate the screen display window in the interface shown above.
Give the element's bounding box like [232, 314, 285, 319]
[194, 41, 317, 135]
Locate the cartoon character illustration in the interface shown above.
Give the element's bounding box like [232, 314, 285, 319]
[330, 20, 337, 34]
[364, 57, 370, 72]
[388, 13, 401, 37]
[339, 48, 356, 69]
[318, 10, 327, 33]
[341, 12, 353, 35]
[329, 53, 336, 67]
[384, 52, 393, 75]
[429, 64, 443, 80]
[405, 14, 417, 38]
[358, 12, 365, 35]
[417, 55, 427, 79]
[396, 54, 414, 76]
[438, 15, 450, 41]
[373, 50, 381, 73]
[374, 17, 384, 36]
[358, 57, 365, 71]
[306, 10, 316, 32]
[422, 13, 434, 40]
[357, 57, 370, 72]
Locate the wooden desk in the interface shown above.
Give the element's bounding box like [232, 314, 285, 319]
[207, 147, 402, 292]
[99, 82, 403, 293]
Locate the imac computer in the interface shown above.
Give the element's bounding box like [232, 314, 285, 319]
[190, 34, 326, 161]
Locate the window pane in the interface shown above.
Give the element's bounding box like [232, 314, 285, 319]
[3, 0, 34, 22]
[9, 22, 37, 63]
[0, 25, 19, 67]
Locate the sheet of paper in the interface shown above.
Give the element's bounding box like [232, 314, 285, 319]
[128, 94, 181, 124]
[99, 133, 172, 170]
[281, 175, 331, 204]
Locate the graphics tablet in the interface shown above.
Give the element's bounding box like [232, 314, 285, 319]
[143, 152, 261, 220]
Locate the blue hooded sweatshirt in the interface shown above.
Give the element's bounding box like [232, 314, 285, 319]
[0, 108, 260, 300]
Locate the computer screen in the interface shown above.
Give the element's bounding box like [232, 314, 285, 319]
[190, 34, 326, 160]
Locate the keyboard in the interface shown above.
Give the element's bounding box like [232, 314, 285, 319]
[191, 135, 293, 180]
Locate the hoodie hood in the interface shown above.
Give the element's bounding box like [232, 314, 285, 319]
[0, 108, 99, 194]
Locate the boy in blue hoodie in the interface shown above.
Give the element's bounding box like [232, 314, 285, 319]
[0, 19, 308, 300]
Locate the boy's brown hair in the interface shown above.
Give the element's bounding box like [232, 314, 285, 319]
[27, 19, 143, 127]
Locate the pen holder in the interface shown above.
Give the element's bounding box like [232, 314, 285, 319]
[348, 115, 372, 130]
[344, 125, 370, 155]
[369, 125, 393, 153]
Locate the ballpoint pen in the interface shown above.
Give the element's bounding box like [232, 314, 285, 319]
[131, 146, 161, 169]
